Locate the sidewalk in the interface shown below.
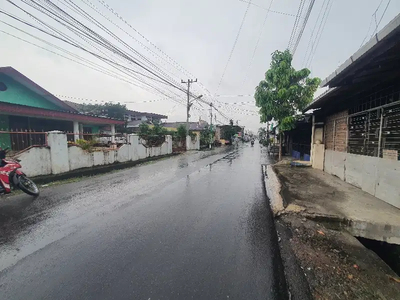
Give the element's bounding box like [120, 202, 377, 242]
[273, 164, 400, 245]
[269, 163, 400, 299]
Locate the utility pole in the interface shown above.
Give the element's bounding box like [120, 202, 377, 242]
[181, 79, 197, 136]
[209, 103, 213, 149]
[209, 103, 213, 128]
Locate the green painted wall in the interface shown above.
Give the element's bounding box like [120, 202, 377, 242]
[0, 74, 61, 110]
[0, 115, 11, 149]
[90, 125, 100, 134]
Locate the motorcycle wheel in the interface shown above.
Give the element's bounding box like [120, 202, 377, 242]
[18, 175, 40, 196]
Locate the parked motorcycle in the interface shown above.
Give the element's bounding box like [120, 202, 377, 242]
[0, 148, 39, 196]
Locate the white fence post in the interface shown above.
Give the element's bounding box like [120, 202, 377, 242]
[186, 135, 191, 151]
[73, 121, 79, 142]
[166, 135, 172, 154]
[111, 124, 116, 144]
[47, 131, 69, 174]
[128, 134, 139, 161]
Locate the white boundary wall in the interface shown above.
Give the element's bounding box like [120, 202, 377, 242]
[324, 150, 400, 208]
[186, 134, 200, 151]
[15, 132, 173, 177]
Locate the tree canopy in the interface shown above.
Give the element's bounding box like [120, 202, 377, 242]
[79, 102, 127, 120]
[200, 125, 214, 146]
[254, 50, 320, 131]
[176, 125, 187, 140]
[258, 127, 267, 140]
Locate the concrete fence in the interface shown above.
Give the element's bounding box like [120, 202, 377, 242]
[186, 134, 200, 151]
[15, 131, 173, 177]
[324, 149, 400, 209]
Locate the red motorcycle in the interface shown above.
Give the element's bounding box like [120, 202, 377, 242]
[0, 148, 39, 196]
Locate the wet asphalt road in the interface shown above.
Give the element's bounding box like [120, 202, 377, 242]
[0, 144, 286, 300]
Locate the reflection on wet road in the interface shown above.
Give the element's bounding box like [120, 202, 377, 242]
[0, 144, 286, 300]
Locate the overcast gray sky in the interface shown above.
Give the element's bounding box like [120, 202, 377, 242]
[1, 0, 399, 132]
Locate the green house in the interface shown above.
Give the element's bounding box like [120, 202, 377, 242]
[0, 67, 124, 151]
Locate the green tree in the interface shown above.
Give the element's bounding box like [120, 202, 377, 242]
[102, 102, 127, 120]
[200, 125, 214, 148]
[221, 125, 236, 142]
[138, 122, 150, 137]
[176, 124, 187, 140]
[150, 120, 165, 136]
[258, 127, 267, 141]
[79, 102, 127, 120]
[255, 49, 320, 160]
[78, 102, 128, 132]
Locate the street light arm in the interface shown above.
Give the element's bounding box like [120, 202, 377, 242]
[189, 94, 203, 104]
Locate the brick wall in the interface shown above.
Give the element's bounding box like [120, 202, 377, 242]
[325, 110, 348, 152]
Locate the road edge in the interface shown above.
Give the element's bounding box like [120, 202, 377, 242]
[262, 164, 313, 300]
[262, 164, 285, 214]
[259, 164, 290, 300]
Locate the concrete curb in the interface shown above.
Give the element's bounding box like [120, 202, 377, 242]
[32, 153, 180, 185]
[270, 165, 400, 245]
[262, 164, 313, 300]
[298, 212, 400, 245]
[262, 164, 285, 215]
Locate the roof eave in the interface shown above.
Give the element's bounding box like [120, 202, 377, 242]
[321, 13, 400, 88]
[0, 67, 78, 112]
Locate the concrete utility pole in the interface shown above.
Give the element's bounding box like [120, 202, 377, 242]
[209, 103, 213, 149]
[209, 103, 213, 128]
[181, 79, 197, 135]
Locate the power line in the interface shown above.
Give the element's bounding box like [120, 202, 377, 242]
[66, 0, 193, 99]
[221, 100, 255, 105]
[0, 9, 190, 109]
[215, 94, 253, 97]
[371, 0, 392, 36]
[19, 0, 188, 96]
[215, 105, 258, 115]
[2, 0, 190, 96]
[88, 0, 233, 117]
[0, 28, 158, 94]
[359, 0, 385, 47]
[3, 0, 234, 121]
[19, 1, 159, 90]
[238, 0, 298, 17]
[242, 0, 274, 86]
[291, 0, 316, 56]
[288, 0, 306, 51]
[215, 0, 252, 94]
[304, 0, 332, 69]
[301, 0, 327, 67]
[96, 0, 196, 80]
[56, 95, 168, 104]
[92, 0, 222, 114]
[27, 0, 189, 93]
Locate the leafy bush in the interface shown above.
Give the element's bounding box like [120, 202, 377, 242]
[75, 139, 96, 152]
[200, 125, 214, 146]
[176, 125, 187, 140]
[139, 121, 177, 147]
[142, 135, 165, 147]
[189, 131, 197, 141]
[139, 122, 151, 137]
